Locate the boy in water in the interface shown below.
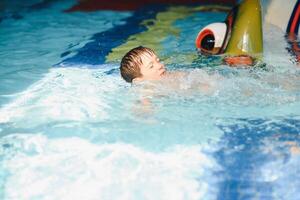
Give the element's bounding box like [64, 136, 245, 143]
[120, 46, 167, 83]
[119, 46, 220, 117]
[119, 46, 218, 94]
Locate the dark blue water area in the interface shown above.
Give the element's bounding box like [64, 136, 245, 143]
[215, 117, 300, 200]
[0, 11, 23, 23]
[0, 0, 60, 23]
[56, 5, 168, 67]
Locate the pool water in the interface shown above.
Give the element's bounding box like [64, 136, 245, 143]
[0, 1, 300, 200]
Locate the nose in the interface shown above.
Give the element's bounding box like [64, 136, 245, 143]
[159, 62, 165, 69]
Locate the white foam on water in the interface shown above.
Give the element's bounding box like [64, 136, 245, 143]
[263, 23, 293, 66]
[0, 134, 221, 200]
[0, 67, 122, 127]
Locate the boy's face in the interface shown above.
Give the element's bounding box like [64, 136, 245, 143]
[136, 52, 166, 81]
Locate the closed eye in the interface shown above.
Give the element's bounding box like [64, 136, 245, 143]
[147, 61, 154, 68]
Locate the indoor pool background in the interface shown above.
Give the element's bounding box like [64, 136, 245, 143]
[0, 0, 300, 200]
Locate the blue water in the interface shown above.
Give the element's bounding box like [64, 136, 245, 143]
[0, 1, 300, 200]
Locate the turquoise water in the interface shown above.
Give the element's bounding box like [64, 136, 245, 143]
[0, 1, 300, 200]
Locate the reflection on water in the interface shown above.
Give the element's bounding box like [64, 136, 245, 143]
[216, 118, 300, 199]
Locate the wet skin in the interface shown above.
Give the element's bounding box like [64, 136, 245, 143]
[133, 52, 166, 82]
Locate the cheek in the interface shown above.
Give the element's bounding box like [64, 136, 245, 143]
[155, 63, 161, 69]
